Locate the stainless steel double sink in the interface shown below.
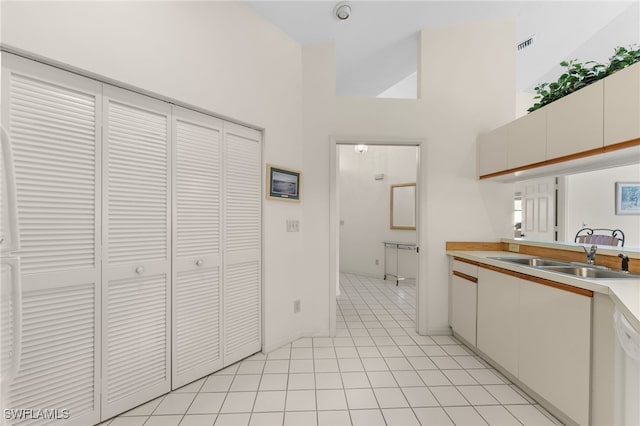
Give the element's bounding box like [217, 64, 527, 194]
[488, 256, 639, 279]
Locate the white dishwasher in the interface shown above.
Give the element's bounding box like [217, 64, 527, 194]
[614, 310, 640, 426]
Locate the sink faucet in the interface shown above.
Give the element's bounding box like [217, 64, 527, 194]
[618, 253, 630, 272]
[583, 244, 597, 265]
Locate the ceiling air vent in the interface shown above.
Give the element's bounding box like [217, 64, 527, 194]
[517, 35, 535, 51]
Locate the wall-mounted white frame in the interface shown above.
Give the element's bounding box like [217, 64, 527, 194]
[390, 183, 417, 230]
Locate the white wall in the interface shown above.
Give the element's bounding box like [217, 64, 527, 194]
[2, 3, 520, 342]
[299, 44, 336, 336]
[1, 1, 307, 351]
[566, 164, 640, 247]
[339, 145, 418, 278]
[531, 2, 640, 93]
[302, 19, 516, 335]
[516, 91, 536, 118]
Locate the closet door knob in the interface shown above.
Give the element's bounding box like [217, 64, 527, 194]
[195, 259, 203, 267]
[135, 266, 144, 274]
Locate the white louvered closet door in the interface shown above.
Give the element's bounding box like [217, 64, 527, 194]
[102, 86, 171, 419]
[223, 123, 262, 366]
[1, 53, 102, 426]
[171, 107, 223, 389]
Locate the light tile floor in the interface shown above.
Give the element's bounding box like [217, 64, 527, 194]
[105, 273, 562, 426]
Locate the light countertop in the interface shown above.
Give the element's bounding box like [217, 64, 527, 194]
[446, 250, 640, 332]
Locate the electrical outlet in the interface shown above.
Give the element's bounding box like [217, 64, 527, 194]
[509, 243, 520, 253]
[293, 299, 301, 313]
[375, 259, 379, 265]
[286, 220, 300, 232]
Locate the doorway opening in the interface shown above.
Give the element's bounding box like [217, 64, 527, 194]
[329, 139, 422, 337]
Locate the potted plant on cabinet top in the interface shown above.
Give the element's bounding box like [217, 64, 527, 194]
[529, 45, 640, 113]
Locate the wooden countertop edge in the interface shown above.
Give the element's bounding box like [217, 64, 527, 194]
[446, 241, 640, 274]
[445, 242, 508, 251]
[452, 256, 594, 298]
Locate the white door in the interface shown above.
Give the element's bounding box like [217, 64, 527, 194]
[519, 177, 556, 241]
[172, 107, 223, 389]
[1, 54, 102, 425]
[223, 123, 261, 365]
[0, 92, 21, 418]
[101, 86, 171, 419]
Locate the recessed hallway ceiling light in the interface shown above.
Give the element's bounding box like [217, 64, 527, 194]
[334, 2, 351, 21]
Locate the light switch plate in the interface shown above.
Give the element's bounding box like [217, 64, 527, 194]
[286, 220, 300, 232]
[509, 243, 520, 253]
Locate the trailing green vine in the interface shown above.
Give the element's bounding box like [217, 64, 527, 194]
[528, 45, 640, 113]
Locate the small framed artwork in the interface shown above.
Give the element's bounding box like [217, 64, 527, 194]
[267, 164, 301, 202]
[615, 182, 640, 215]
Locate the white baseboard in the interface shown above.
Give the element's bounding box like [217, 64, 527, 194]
[426, 326, 452, 336]
[262, 329, 331, 353]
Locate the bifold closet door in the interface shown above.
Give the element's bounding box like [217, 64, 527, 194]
[1, 53, 102, 425]
[171, 107, 223, 389]
[223, 123, 262, 365]
[101, 86, 171, 419]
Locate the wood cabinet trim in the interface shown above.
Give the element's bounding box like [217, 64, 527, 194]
[453, 257, 483, 267]
[516, 245, 640, 274]
[479, 138, 640, 180]
[453, 271, 478, 283]
[453, 256, 593, 297]
[478, 263, 594, 298]
[450, 245, 639, 274]
[446, 242, 508, 251]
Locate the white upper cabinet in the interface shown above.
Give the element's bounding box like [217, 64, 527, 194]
[507, 108, 546, 169]
[546, 80, 604, 160]
[479, 64, 640, 179]
[604, 62, 640, 146]
[477, 124, 508, 177]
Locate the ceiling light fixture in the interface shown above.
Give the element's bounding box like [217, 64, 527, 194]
[354, 144, 368, 153]
[334, 2, 351, 21]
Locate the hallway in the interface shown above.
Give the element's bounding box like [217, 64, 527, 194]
[106, 274, 561, 426]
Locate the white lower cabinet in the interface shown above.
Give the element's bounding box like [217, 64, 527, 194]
[450, 275, 477, 346]
[475, 266, 591, 425]
[476, 268, 519, 377]
[519, 280, 591, 426]
[450, 260, 478, 346]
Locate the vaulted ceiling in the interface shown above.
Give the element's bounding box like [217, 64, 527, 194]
[246, 1, 639, 97]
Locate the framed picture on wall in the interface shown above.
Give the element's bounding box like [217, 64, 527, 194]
[267, 164, 301, 202]
[615, 182, 640, 215]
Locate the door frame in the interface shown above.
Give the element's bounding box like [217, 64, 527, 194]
[329, 136, 425, 336]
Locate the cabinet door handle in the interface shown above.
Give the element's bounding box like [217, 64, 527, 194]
[135, 266, 144, 274]
[195, 259, 203, 267]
